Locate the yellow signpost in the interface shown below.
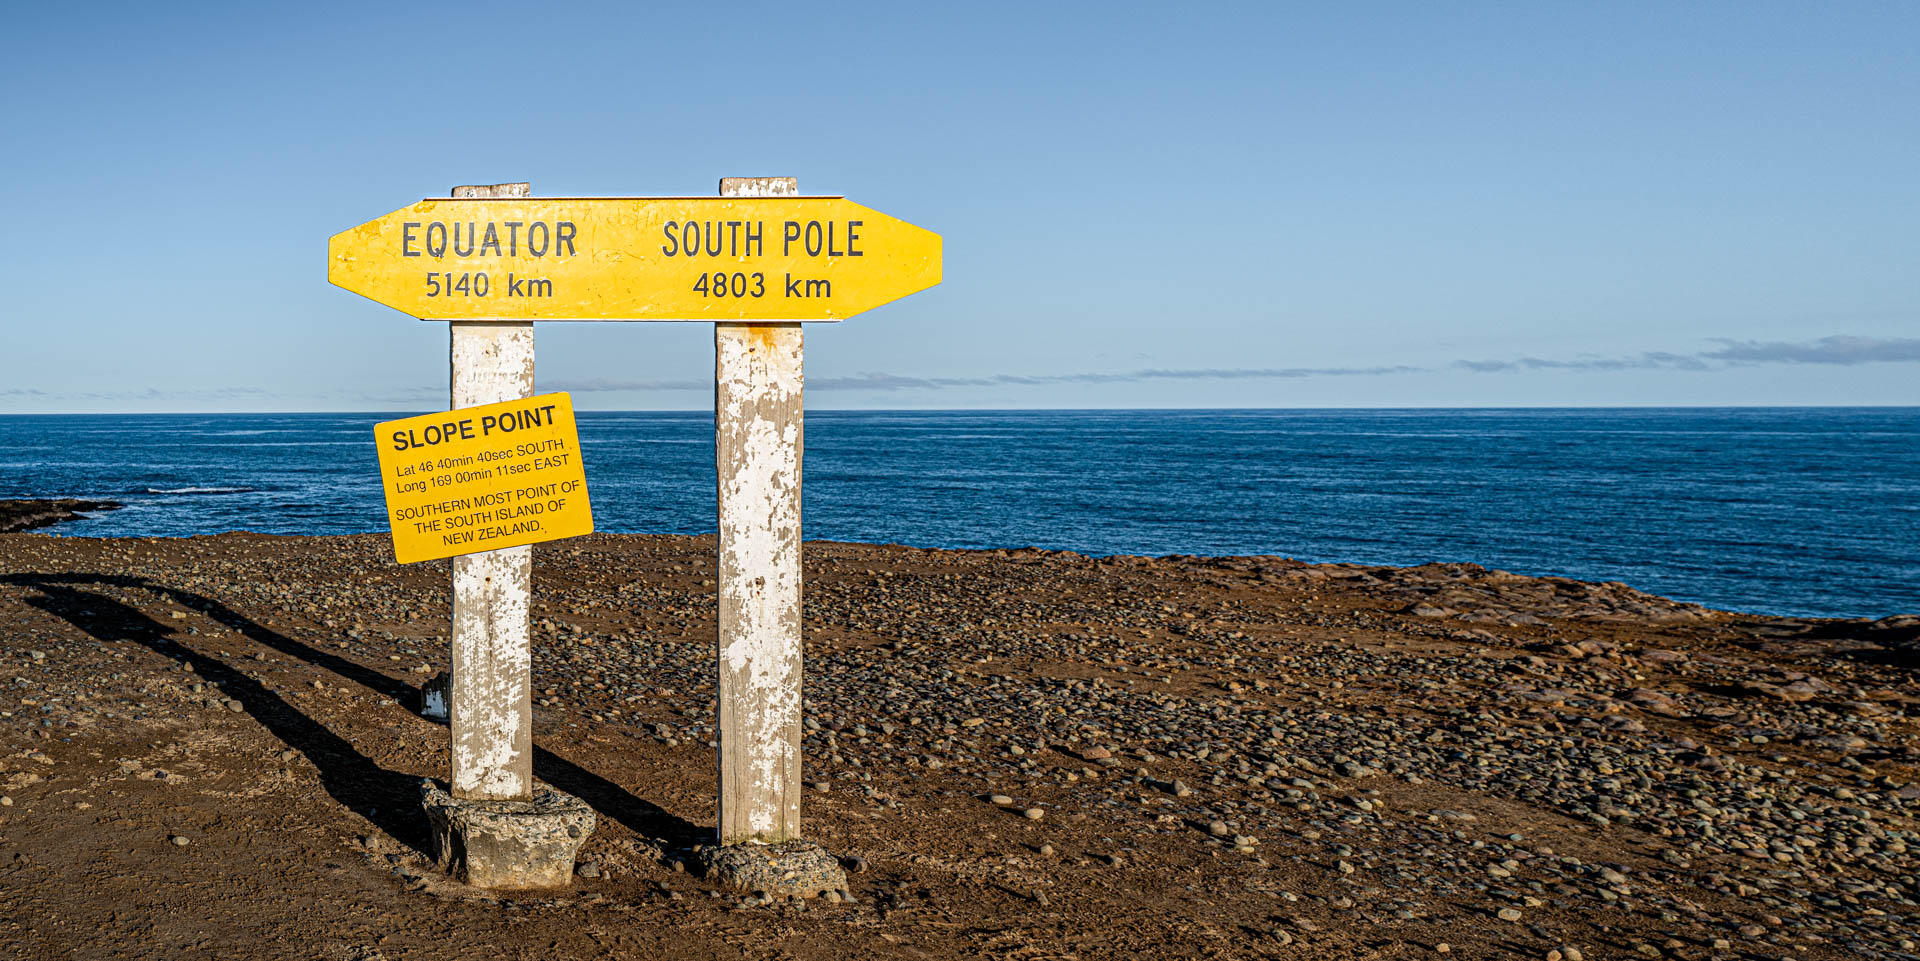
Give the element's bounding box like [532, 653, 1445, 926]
[374, 391, 593, 563]
[329, 196, 942, 321]
[340, 179, 940, 893]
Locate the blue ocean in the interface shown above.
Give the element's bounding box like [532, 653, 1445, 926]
[3, 408, 1914, 620]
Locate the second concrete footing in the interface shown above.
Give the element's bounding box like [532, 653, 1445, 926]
[421, 781, 595, 889]
[698, 840, 851, 901]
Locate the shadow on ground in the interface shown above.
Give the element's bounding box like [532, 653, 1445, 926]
[4, 572, 705, 855]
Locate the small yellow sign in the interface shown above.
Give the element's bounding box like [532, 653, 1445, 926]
[329, 196, 942, 321]
[374, 392, 593, 563]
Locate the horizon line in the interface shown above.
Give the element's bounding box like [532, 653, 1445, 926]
[3, 403, 1918, 417]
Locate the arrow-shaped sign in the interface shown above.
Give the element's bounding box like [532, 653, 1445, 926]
[329, 197, 941, 321]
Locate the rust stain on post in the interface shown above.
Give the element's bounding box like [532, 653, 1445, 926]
[746, 325, 783, 351]
[448, 181, 536, 802]
[715, 175, 805, 845]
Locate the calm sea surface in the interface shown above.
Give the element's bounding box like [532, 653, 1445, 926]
[3, 408, 1914, 620]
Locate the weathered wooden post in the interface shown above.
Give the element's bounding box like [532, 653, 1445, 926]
[699, 176, 849, 898]
[714, 175, 805, 846]
[417, 182, 594, 889]
[448, 182, 537, 801]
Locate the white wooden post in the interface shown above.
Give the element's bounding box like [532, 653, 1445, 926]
[448, 181, 536, 801]
[715, 175, 805, 845]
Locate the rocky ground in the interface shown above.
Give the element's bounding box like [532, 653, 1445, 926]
[0, 531, 1914, 960]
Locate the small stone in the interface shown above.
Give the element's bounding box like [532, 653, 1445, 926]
[1022, 807, 1044, 821]
[1208, 820, 1231, 837]
[989, 794, 1013, 805]
[1559, 949, 1584, 961]
[1497, 907, 1522, 921]
[170, 835, 190, 846]
[809, 781, 831, 792]
[1336, 860, 1355, 875]
[1436, 945, 1450, 954]
[0, 796, 11, 807]
[1171, 779, 1193, 797]
[224, 699, 243, 713]
[575, 861, 601, 878]
[1038, 844, 1055, 856]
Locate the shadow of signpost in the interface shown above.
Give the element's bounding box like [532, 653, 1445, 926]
[6, 572, 705, 853]
[15, 578, 433, 851]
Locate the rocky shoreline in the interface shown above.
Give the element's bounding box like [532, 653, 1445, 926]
[0, 532, 1913, 960]
[0, 499, 121, 534]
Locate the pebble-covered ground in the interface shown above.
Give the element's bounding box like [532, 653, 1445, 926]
[0, 532, 1914, 960]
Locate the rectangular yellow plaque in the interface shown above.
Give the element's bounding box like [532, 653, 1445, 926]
[374, 392, 594, 563]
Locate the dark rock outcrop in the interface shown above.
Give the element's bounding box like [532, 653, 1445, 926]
[0, 499, 121, 533]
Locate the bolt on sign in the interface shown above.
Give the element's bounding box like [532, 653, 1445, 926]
[375, 391, 593, 563]
[328, 196, 942, 321]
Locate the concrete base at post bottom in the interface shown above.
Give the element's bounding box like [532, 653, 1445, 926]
[420, 780, 595, 889]
[698, 839, 850, 900]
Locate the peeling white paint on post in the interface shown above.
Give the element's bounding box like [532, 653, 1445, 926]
[716, 176, 805, 845]
[449, 181, 536, 801]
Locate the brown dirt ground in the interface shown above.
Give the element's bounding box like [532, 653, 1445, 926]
[0, 532, 1913, 961]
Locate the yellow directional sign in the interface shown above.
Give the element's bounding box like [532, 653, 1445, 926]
[375, 392, 594, 563]
[329, 197, 942, 321]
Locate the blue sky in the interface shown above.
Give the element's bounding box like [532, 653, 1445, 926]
[2, 1, 1916, 412]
